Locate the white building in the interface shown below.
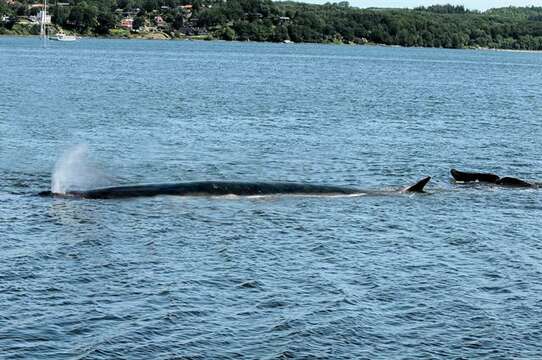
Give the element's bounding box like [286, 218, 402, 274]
[37, 11, 51, 24]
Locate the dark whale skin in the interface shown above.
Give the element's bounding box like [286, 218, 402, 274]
[451, 169, 534, 188]
[39, 177, 431, 199]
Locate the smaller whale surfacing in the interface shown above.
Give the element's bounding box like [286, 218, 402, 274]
[450, 169, 535, 188]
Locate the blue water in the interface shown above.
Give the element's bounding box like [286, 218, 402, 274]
[1, 37, 542, 358]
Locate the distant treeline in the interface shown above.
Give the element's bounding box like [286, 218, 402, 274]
[2, 0, 542, 50]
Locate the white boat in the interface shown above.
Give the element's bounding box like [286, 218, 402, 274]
[50, 32, 79, 41]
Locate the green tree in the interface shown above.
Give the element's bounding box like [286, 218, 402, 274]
[51, 5, 70, 26]
[68, 2, 98, 32]
[0, 1, 11, 17]
[132, 15, 145, 29]
[218, 25, 236, 40]
[172, 13, 184, 30]
[95, 12, 115, 34]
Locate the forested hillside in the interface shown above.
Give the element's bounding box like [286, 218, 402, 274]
[2, 0, 542, 50]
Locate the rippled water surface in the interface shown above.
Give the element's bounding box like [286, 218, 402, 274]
[1, 37, 542, 359]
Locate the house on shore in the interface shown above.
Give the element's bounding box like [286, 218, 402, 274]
[28, 3, 45, 10]
[120, 18, 133, 30]
[178, 4, 192, 11]
[154, 16, 167, 29]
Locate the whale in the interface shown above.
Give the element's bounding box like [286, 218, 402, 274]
[450, 169, 534, 188]
[38, 177, 431, 199]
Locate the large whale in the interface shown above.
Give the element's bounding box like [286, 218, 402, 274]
[38, 177, 431, 199]
[451, 169, 535, 187]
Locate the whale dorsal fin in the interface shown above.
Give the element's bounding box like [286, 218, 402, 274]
[403, 176, 431, 193]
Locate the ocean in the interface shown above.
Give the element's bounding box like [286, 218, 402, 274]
[1, 37, 542, 358]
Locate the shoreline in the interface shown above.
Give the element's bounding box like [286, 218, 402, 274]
[1, 33, 541, 53]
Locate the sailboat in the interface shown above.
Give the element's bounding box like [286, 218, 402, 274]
[40, 0, 80, 43]
[50, 32, 79, 41]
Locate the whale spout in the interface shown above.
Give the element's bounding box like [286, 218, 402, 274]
[402, 176, 431, 193]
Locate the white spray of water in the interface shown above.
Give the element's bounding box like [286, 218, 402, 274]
[51, 145, 115, 194]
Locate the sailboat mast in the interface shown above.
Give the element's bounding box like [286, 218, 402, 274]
[41, 0, 47, 47]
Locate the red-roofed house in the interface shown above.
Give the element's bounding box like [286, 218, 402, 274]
[120, 18, 133, 30]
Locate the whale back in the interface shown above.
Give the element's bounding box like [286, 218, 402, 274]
[496, 177, 532, 187]
[450, 169, 500, 183]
